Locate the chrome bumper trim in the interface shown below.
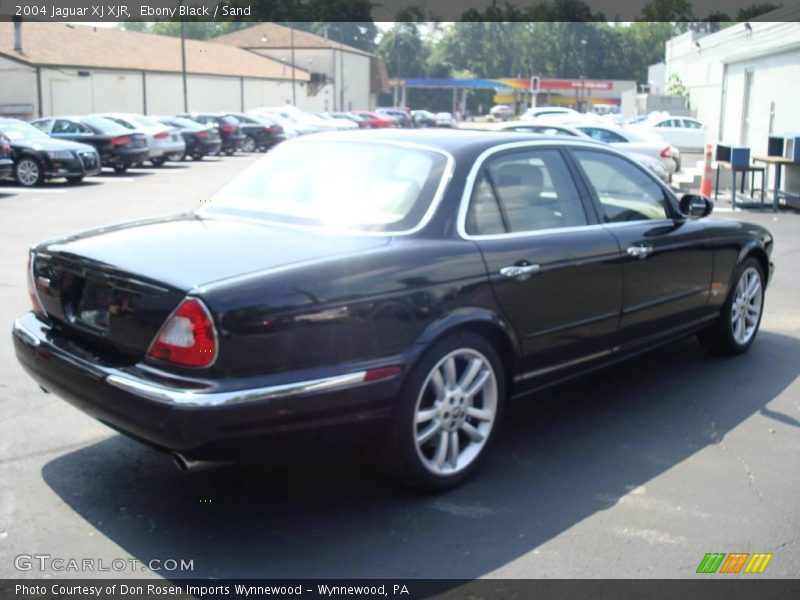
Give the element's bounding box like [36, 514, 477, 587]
[106, 371, 367, 408]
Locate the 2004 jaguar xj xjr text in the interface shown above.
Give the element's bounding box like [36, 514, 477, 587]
[13, 130, 774, 490]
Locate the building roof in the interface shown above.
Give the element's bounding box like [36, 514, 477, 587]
[0, 22, 310, 81]
[213, 23, 372, 57]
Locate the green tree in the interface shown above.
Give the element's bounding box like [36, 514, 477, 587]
[736, 2, 782, 20]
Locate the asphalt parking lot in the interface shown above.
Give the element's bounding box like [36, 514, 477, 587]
[0, 157, 798, 581]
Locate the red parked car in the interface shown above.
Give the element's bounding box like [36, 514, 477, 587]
[352, 111, 399, 129]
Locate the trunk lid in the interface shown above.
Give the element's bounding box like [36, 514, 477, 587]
[32, 214, 390, 360]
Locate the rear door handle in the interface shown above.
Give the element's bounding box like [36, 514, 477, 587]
[500, 264, 541, 281]
[626, 244, 653, 259]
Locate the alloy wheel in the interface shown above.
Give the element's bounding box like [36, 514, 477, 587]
[242, 136, 257, 153]
[413, 348, 498, 476]
[16, 159, 40, 186]
[731, 266, 762, 345]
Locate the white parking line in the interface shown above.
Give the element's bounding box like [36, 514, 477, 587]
[86, 177, 136, 183]
[0, 187, 67, 194]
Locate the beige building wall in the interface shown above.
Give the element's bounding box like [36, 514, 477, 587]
[0, 55, 36, 118]
[665, 22, 800, 155]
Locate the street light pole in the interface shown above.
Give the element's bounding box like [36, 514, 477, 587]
[580, 38, 587, 113]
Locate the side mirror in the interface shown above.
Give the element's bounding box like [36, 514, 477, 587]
[678, 194, 713, 218]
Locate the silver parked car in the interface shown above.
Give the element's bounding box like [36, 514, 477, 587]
[94, 113, 186, 166]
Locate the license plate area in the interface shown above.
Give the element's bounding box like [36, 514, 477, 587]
[62, 274, 112, 333]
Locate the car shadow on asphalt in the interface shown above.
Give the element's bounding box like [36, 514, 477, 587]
[41, 331, 800, 580]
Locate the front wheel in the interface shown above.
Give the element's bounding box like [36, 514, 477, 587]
[389, 332, 506, 491]
[698, 257, 765, 355]
[15, 157, 43, 187]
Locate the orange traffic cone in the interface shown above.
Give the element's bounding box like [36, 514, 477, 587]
[700, 143, 713, 197]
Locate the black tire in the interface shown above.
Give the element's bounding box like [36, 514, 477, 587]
[150, 157, 167, 167]
[224, 148, 235, 156]
[241, 135, 257, 153]
[192, 153, 203, 161]
[388, 331, 506, 491]
[15, 156, 44, 187]
[698, 257, 765, 355]
[65, 176, 84, 184]
[113, 165, 127, 174]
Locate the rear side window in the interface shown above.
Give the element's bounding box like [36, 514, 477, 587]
[572, 150, 669, 222]
[578, 127, 627, 143]
[465, 149, 588, 236]
[53, 119, 92, 134]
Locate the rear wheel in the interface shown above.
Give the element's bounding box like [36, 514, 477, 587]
[698, 257, 765, 355]
[389, 332, 505, 491]
[241, 135, 257, 153]
[15, 157, 43, 187]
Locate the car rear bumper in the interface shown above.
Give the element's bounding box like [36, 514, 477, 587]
[105, 148, 149, 167]
[13, 312, 399, 458]
[0, 158, 12, 178]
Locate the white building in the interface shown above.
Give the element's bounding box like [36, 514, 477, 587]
[0, 22, 312, 119]
[663, 9, 800, 155]
[213, 23, 389, 112]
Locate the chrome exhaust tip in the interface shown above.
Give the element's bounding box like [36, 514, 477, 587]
[172, 453, 232, 473]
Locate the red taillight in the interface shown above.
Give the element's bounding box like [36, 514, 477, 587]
[268, 125, 281, 133]
[195, 130, 208, 138]
[221, 125, 236, 133]
[154, 131, 170, 139]
[147, 298, 217, 368]
[27, 253, 46, 318]
[111, 136, 131, 146]
[660, 147, 672, 158]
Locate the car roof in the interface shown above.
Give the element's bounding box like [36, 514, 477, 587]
[288, 128, 609, 156]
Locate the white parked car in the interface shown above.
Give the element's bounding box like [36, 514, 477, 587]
[633, 116, 706, 152]
[489, 104, 514, 120]
[435, 112, 456, 128]
[247, 107, 325, 136]
[315, 112, 360, 131]
[521, 107, 582, 121]
[94, 113, 185, 166]
[564, 121, 678, 179]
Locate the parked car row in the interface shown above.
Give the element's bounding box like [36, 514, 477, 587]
[0, 111, 287, 187]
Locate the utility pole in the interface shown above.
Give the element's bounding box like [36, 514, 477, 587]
[290, 26, 296, 106]
[180, 12, 188, 112]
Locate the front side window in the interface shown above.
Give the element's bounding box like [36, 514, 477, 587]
[465, 149, 588, 235]
[572, 150, 670, 222]
[205, 140, 448, 233]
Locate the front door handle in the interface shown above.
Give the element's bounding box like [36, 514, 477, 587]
[626, 244, 653, 259]
[500, 263, 541, 281]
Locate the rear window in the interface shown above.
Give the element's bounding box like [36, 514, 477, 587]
[83, 117, 130, 135]
[204, 140, 449, 233]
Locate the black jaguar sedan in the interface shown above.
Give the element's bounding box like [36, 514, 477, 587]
[12, 130, 774, 490]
